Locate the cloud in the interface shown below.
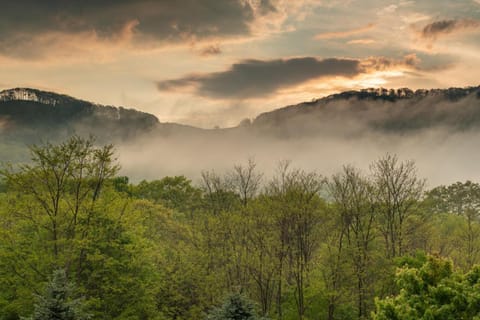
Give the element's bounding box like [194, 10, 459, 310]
[157, 55, 419, 99]
[315, 23, 376, 40]
[420, 19, 480, 39]
[378, 4, 398, 15]
[0, 0, 277, 59]
[199, 44, 222, 56]
[259, 0, 278, 14]
[0, 21, 140, 62]
[158, 57, 362, 99]
[362, 54, 420, 71]
[347, 39, 376, 45]
[401, 12, 431, 24]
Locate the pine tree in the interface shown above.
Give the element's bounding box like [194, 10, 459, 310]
[24, 269, 90, 320]
[207, 293, 264, 320]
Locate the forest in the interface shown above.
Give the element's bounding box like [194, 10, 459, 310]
[1, 136, 480, 320]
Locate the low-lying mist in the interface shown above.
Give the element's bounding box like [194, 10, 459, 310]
[118, 89, 480, 187]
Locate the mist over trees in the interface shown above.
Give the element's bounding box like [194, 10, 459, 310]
[3, 86, 480, 187]
[1, 137, 480, 319]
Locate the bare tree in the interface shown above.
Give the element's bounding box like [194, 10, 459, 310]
[371, 154, 425, 258]
[201, 170, 238, 215]
[228, 158, 263, 207]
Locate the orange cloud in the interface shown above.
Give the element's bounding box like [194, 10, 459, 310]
[315, 23, 376, 40]
[347, 39, 376, 45]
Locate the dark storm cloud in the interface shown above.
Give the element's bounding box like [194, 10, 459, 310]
[259, 0, 278, 15]
[157, 57, 362, 99]
[157, 56, 418, 99]
[421, 19, 480, 39]
[0, 0, 276, 57]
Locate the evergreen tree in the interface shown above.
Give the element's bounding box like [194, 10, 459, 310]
[207, 293, 263, 320]
[24, 269, 90, 320]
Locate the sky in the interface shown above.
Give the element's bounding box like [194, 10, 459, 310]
[1, 0, 480, 128]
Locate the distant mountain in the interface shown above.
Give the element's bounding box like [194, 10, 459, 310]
[0, 88, 205, 162]
[0, 88, 161, 142]
[249, 86, 480, 138]
[1, 85, 480, 164]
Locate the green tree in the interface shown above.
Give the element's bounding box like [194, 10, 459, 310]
[426, 181, 480, 269]
[373, 254, 480, 320]
[207, 293, 262, 320]
[133, 176, 202, 215]
[0, 137, 160, 319]
[329, 165, 379, 319]
[427, 181, 480, 216]
[266, 161, 326, 319]
[24, 269, 90, 320]
[243, 198, 279, 317]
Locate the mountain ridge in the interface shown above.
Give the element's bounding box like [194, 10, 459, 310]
[1, 85, 480, 143]
[254, 85, 480, 122]
[250, 85, 480, 137]
[2, 85, 480, 132]
[0, 87, 160, 123]
[2, 84, 480, 168]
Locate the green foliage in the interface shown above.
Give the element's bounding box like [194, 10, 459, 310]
[23, 269, 90, 320]
[426, 181, 480, 216]
[133, 176, 202, 214]
[373, 255, 480, 320]
[425, 181, 480, 270]
[4, 138, 480, 320]
[0, 137, 162, 319]
[207, 293, 263, 320]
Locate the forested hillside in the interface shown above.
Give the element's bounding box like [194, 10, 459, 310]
[0, 88, 159, 141]
[250, 86, 480, 137]
[2, 137, 480, 319]
[0, 88, 200, 163]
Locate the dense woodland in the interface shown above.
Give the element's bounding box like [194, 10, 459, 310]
[2, 137, 480, 319]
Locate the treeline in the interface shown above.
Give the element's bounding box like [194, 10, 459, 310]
[1, 137, 480, 319]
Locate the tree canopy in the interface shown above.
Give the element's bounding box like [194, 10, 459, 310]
[1, 137, 480, 319]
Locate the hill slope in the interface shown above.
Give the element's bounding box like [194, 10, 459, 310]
[0, 88, 160, 142]
[249, 86, 480, 138]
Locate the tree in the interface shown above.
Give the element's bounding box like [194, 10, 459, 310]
[266, 161, 326, 319]
[24, 269, 90, 320]
[426, 181, 480, 269]
[133, 175, 202, 216]
[1, 135, 118, 264]
[0, 137, 160, 319]
[207, 293, 262, 320]
[329, 166, 379, 319]
[373, 254, 480, 320]
[319, 205, 351, 320]
[201, 170, 240, 215]
[227, 158, 263, 207]
[426, 181, 480, 216]
[243, 197, 280, 317]
[371, 154, 425, 258]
